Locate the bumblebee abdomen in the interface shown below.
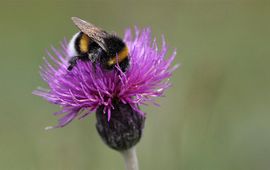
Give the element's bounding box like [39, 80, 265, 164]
[80, 33, 90, 53]
[74, 32, 91, 54]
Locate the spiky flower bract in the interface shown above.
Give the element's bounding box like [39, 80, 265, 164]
[33, 27, 177, 129]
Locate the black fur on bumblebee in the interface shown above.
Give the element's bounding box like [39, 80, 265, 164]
[68, 17, 130, 72]
[96, 100, 145, 151]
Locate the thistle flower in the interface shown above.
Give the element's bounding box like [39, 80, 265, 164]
[33, 27, 177, 151]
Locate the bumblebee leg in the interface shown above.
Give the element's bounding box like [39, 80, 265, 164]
[88, 53, 99, 63]
[78, 54, 90, 61]
[86, 53, 96, 72]
[68, 56, 79, 71]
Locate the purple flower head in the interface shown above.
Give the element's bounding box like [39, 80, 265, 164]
[33, 27, 177, 129]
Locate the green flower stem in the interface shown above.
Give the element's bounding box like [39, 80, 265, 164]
[121, 147, 139, 170]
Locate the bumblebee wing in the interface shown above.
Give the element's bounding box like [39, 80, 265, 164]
[71, 17, 109, 51]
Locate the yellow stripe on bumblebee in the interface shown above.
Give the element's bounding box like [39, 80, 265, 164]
[108, 46, 129, 66]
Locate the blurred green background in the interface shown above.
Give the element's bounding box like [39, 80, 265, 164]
[1, 0, 270, 170]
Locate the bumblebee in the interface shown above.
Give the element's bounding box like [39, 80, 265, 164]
[67, 17, 129, 72]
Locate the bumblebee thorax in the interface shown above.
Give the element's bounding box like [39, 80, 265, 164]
[104, 36, 126, 56]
